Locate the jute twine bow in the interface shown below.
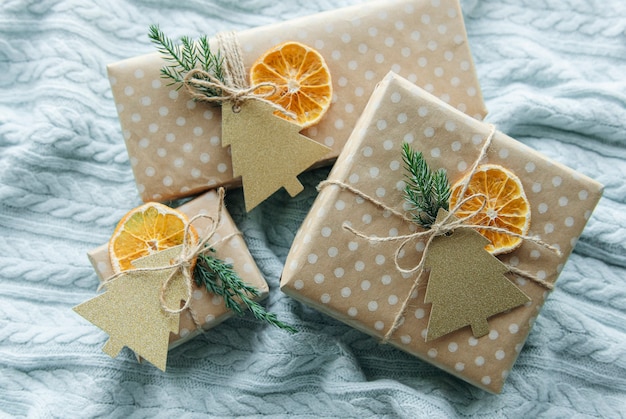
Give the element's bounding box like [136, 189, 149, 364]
[318, 125, 562, 343]
[182, 31, 296, 119]
[101, 188, 238, 330]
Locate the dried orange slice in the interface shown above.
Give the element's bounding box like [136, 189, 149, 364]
[109, 202, 198, 273]
[450, 164, 530, 254]
[249, 41, 332, 128]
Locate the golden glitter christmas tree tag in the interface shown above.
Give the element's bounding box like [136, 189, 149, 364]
[423, 209, 531, 341]
[73, 245, 188, 371]
[221, 100, 331, 212]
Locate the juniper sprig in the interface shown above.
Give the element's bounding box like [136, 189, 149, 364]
[402, 142, 451, 229]
[194, 247, 297, 333]
[148, 24, 224, 97]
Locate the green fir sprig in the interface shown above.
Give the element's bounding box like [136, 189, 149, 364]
[148, 25, 224, 97]
[402, 142, 451, 229]
[194, 247, 297, 333]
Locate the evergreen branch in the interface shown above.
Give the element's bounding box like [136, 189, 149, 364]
[194, 248, 297, 333]
[148, 25, 225, 97]
[180, 35, 197, 71]
[402, 142, 450, 228]
[149, 24, 188, 72]
[160, 66, 184, 86]
[198, 35, 223, 75]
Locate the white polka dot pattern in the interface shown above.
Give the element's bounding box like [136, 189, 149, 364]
[281, 73, 603, 393]
[87, 191, 268, 350]
[108, 0, 486, 202]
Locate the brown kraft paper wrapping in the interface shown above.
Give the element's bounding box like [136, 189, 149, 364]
[88, 190, 269, 350]
[108, 0, 486, 202]
[280, 72, 603, 393]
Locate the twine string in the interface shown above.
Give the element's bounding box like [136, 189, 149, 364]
[158, 189, 225, 315]
[317, 125, 562, 343]
[182, 31, 296, 119]
[215, 31, 248, 89]
[317, 180, 412, 223]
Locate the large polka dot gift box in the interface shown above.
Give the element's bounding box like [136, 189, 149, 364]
[87, 191, 269, 353]
[280, 72, 603, 393]
[108, 0, 486, 203]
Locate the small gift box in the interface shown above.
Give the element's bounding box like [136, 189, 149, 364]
[108, 0, 486, 203]
[83, 190, 269, 368]
[281, 72, 603, 393]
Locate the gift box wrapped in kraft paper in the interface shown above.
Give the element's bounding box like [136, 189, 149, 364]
[108, 0, 486, 203]
[87, 190, 268, 353]
[281, 72, 603, 393]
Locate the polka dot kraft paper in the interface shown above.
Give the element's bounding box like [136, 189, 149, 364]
[107, 0, 486, 203]
[280, 72, 603, 393]
[87, 191, 269, 353]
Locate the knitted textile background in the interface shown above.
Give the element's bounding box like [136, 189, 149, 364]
[1, 0, 625, 416]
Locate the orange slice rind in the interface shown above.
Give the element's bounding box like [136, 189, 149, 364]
[249, 41, 333, 128]
[109, 202, 198, 273]
[450, 164, 530, 254]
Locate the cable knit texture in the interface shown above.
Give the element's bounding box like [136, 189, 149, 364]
[1, 0, 625, 417]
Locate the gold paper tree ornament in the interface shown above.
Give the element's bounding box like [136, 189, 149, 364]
[73, 245, 189, 371]
[222, 99, 331, 211]
[423, 209, 531, 341]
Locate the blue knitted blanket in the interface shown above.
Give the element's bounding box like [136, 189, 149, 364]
[1, 0, 625, 417]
